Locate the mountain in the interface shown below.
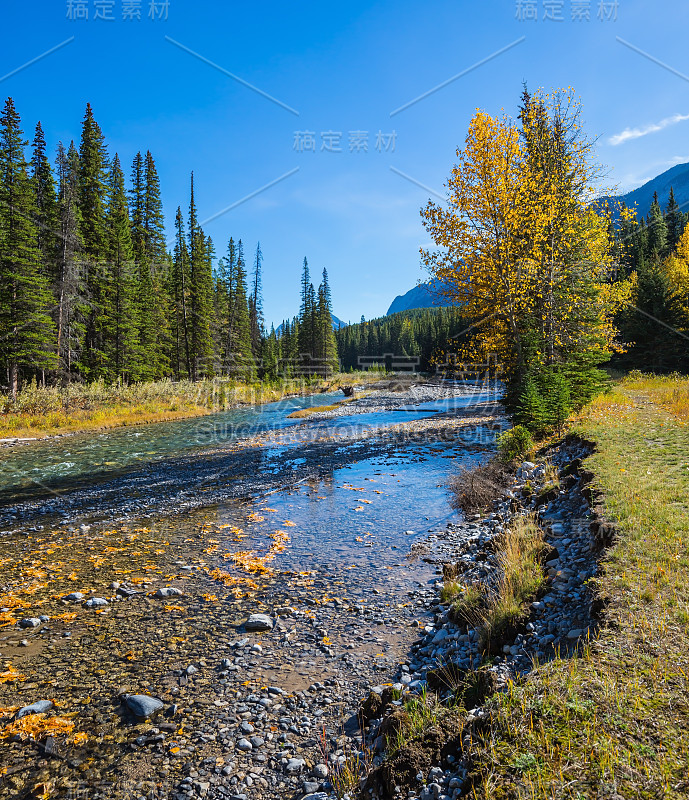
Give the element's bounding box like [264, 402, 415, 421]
[275, 314, 347, 335]
[386, 279, 451, 315]
[600, 162, 689, 219]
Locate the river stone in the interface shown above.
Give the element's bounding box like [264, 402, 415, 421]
[124, 694, 164, 719]
[236, 738, 252, 751]
[63, 592, 84, 602]
[155, 586, 183, 598]
[17, 700, 54, 718]
[84, 597, 108, 609]
[302, 794, 328, 800]
[19, 617, 41, 628]
[312, 763, 329, 779]
[285, 757, 305, 774]
[245, 613, 273, 632]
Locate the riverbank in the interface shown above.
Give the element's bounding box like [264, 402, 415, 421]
[0, 373, 381, 443]
[357, 374, 689, 800]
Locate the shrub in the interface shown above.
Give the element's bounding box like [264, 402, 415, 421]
[497, 426, 533, 464]
[449, 460, 512, 513]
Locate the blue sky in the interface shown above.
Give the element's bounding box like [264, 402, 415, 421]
[2, 0, 689, 326]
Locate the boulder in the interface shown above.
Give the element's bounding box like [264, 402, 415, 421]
[17, 700, 53, 718]
[124, 694, 164, 719]
[244, 613, 273, 632]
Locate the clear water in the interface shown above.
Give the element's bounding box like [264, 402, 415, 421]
[0, 392, 343, 495]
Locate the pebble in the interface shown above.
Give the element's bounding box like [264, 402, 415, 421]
[155, 587, 183, 598]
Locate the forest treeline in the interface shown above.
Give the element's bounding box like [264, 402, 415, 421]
[336, 307, 468, 372]
[0, 98, 338, 399]
[613, 189, 689, 371]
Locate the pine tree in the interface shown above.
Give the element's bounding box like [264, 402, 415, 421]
[316, 268, 338, 373]
[106, 154, 139, 380]
[55, 140, 85, 379]
[0, 98, 56, 397]
[171, 206, 191, 377]
[31, 121, 58, 274]
[187, 173, 213, 379]
[78, 103, 111, 377]
[248, 241, 264, 360]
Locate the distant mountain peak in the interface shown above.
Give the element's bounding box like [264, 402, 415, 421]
[602, 161, 689, 218]
[386, 278, 451, 315]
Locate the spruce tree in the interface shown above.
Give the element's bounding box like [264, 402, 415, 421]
[55, 141, 85, 379]
[0, 98, 56, 397]
[666, 187, 685, 250]
[187, 173, 213, 379]
[248, 241, 264, 360]
[297, 257, 312, 363]
[143, 151, 170, 376]
[78, 103, 111, 377]
[31, 121, 58, 273]
[106, 154, 139, 380]
[226, 239, 254, 379]
[646, 192, 668, 261]
[316, 268, 338, 373]
[130, 151, 169, 378]
[171, 205, 191, 377]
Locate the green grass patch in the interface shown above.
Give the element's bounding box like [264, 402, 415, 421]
[466, 377, 689, 799]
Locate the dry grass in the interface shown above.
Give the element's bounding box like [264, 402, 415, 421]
[622, 371, 689, 422]
[466, 375, 689, 799]
[450, 460, 512, 514]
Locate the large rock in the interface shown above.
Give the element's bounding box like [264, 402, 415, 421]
[124, 694, 164, 719]
[84, 597, 108, 609]
[17, 700, 53, 718]
[155, 587, 183, 599]
[244, 613, 273, 632]
[63, 592, 84, 602]
[19, 617, 41, 628]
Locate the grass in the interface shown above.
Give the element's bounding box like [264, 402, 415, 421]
[286, 395, 363, 419]
[388, 686, 443, 754]
[449, 584, 485, 627]
[0, 373, 378, 439]
[479, 515, 546, 653]
[465, 374, 689, 799]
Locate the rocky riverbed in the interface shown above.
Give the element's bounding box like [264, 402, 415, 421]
[0, 381, 507, 800]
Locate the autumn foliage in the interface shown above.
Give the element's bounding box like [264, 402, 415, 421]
[421, 88, 632, 430]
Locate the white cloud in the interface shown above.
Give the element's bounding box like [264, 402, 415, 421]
[609, 113, 689, 146]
